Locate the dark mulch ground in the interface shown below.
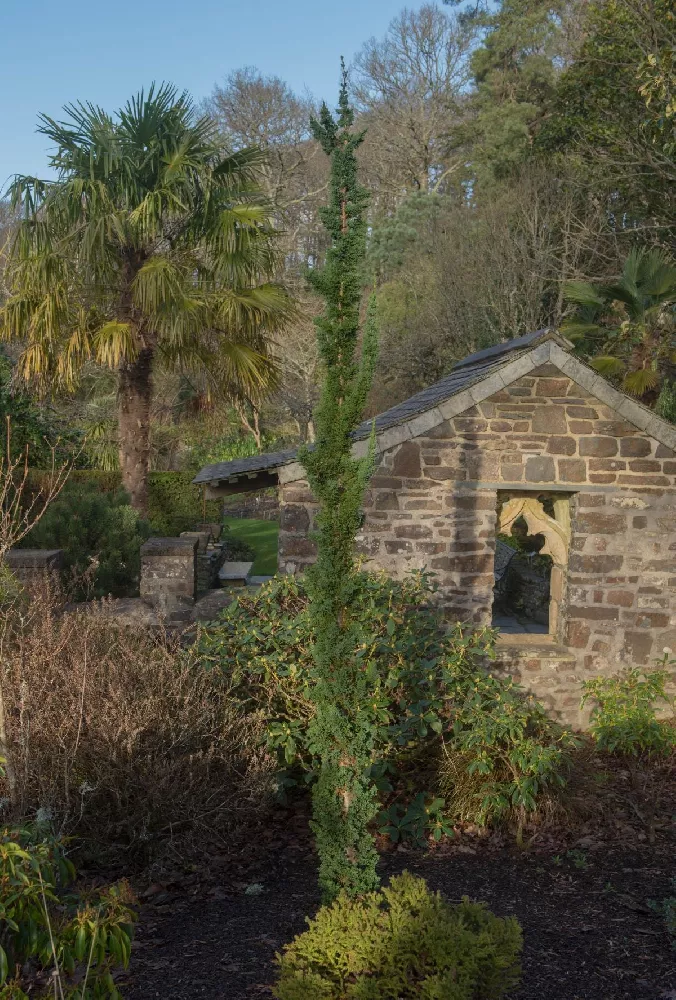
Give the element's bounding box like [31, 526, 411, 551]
[123, 839, 676, 1000]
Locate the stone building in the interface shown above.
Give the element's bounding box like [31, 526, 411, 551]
[195, 330, 676, 723]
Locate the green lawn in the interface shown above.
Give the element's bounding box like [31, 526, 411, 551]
[222, 517, 279, 576]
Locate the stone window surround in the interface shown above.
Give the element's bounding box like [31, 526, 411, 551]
[495, 489, 573, 640]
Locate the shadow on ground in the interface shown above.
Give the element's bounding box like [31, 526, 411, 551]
[124, 843, 676, 1000]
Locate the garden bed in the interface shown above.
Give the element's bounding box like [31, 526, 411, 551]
[124, 839, 676, 1000]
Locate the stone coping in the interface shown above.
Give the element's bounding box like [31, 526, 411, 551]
[5, 549, 64, 568]
[218, 560, 254, 582]
[140, 537, 199, 557]
[278, 340, 676, 485]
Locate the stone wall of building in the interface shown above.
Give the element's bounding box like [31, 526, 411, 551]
[278, 364, 676, 724]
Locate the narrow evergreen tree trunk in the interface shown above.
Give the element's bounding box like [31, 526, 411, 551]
[300, 69, 379, 903]
[118, 348, 153, 512]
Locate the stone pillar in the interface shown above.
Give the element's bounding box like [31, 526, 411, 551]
[140, 537, 198, 610]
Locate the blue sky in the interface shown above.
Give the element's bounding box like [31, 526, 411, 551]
[0, 0, 430, 191]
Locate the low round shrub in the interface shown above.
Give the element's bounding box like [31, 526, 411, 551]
[274, 871, 522, 999]
[20, 482, 150, 598]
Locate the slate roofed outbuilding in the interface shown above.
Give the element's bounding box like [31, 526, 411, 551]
[193, 329, 557, 487]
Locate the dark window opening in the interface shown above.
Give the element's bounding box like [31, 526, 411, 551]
[492, 507, 554, 636]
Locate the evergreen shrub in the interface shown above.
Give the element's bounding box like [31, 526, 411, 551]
[273, 871, 522, 999]
[27, 469, 223, 538]
[20, 482, 150, 598]
[145, 471, 222, 536]
[197, 571, 492, 774]
[198, 572, 576, 837]
[582, 662, 676, 759]
[439, 671, 580, 843]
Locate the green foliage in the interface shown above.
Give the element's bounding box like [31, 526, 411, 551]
[27, 469, 122, 499]
[29, 468, 223, 538]
[21, 482, 150, 598]
[440, 671, 580, 843]
[189, 429, 274, 471]
[537, 0, 675, 234]
[0, 356, 70, 467]
[198, 572, 573, 842]
[377, 794, 454, 847]
[0, 821, 135, 998]
[582, 660, 676, 758]
[656, 380, 676, 423]
[2, 83, 290, 509]
[273, 871, 522, 999]
[196, 572, 493, 776]
[146, 471, 222, 536]
[459, 0, 568, 185]
[297, 68, 381, 901]
[562, 247, 676, 401]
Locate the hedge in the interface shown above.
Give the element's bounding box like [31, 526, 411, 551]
[26, 470, 222, 537]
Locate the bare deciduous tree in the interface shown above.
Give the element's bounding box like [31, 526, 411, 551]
[353, 4, 477, 208]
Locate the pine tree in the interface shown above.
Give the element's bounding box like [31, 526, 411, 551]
[299, 65, 379, 903]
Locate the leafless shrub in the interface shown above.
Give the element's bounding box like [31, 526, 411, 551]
[0, 584, 275, 862]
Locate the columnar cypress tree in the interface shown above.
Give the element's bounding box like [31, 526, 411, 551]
[299, 67, 379, 902]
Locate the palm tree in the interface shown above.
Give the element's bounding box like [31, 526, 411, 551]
[562, 247, 676, 399]
[2, 84, 290, 510]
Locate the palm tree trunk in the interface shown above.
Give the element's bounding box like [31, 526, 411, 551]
[118, 349, 153, 512]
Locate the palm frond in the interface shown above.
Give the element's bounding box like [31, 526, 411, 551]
[589, 356, 625, 376]
[563, 280, 606, 309]
[2, 83, 291, 416]
[92, 322, 137, 368]
[559, 320, 603, 342]
[623, 368, 660, 396]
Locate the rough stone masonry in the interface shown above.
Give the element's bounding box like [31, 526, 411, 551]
[277, 372, 676, 722]
[197, 333, 676, 726]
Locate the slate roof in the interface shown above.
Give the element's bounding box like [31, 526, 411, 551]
[193, 449, 298, 485]
[352, 329, 550, 439]
[193, 329, 552, 486]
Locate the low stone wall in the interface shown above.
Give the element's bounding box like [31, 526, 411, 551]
[140, 537, 198, 609]
[5, 549, 64, 585]
[223, 490, 279, 521]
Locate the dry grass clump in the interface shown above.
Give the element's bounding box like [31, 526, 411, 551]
[0, 585, 275, 862]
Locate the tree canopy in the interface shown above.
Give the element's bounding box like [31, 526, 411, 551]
[2, 83, 290, 507]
